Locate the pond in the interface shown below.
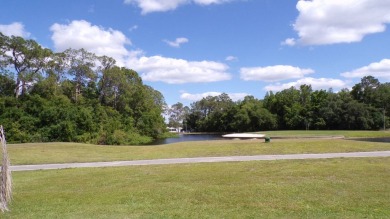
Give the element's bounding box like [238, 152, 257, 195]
[348, 137, 390, 143]
[147, 135, 390, 145]
[148, 134, 225, 145]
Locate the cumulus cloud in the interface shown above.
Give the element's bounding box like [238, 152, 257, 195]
[124, 0, 188, 14]
[341, 59, 390, 80]
[49, 20, 231, 84]
[50, 20, 131, 65]
[128, 56, 232, 83]
[124, 0, 233, 14]
[240, 65, 314, 82]
[286, 0, 390, 46]
[264, 77, 347, 92]
[225, 56, 238, 61]
[163, 37, 189, 48]
[281, 38, 296, 46]
[0, 22, 30, 37]
[180, 91, 248, 102]
[193, 0, 232, 5]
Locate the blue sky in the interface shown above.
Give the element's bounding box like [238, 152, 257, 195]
[1, 0, 390, 106]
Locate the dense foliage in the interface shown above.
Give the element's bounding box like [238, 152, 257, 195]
[264, 79, 389, 130]
[1, 33, 389, 144]
[0, 33, 166, 144]
[180, 94, 277, 132]
[180, 76, 389, 132]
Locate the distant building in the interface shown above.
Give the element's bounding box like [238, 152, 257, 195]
[167, 127, 183, 133]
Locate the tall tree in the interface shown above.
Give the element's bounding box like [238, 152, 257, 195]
[233, 96, 277, 132]
[96, 55, 116, 103]
[0, 74, 14, 97]
[63, 48, 97, 102]
[168, 102, 186, 130]
[351, 76, 380, 105]
[299, 84, 313, 130]
[97, 66, 123, 108]
[0, 33, 8, 70]
[2, 35, 52, 97]
[310, 90, 328, 129]
[377, 83, 390, 129]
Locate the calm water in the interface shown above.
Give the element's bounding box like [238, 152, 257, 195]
[148, 134, 225, 145]
[148, 135, 390, 145]
[349, 137, 390, 143]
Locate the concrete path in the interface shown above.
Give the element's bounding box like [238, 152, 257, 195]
[10, 151, 390, 172]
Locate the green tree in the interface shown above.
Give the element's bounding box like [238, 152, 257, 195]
[310, 90, 328, 129]
[168, 102, 186, 130]
[63, 48, 97, 102]
[377, 83, 390, 129]
[0, 33, 8, 70]
[298, 85, 313, 130]
[2, 35, 52, 97]
[0, 74, 14, 96]
[233, 96, 277, 132]
[274, 87, 301, 129]
[351, 76, 380, 105]
[0, 33, 177, 144]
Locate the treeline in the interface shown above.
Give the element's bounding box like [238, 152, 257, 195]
[176, 76, 389, 132]
[0, 33, 166, 144]
[1, 33, 389, 145]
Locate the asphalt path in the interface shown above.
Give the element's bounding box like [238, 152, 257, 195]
[10, 151, 390, 172]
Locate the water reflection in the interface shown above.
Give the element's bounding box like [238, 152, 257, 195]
[348, 137, 390, 143]
[148, 135, 390, 145]
[148, 134, 225, 145]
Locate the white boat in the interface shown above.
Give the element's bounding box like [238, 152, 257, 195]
[222, 133, 266, 139]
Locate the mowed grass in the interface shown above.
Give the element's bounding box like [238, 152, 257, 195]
[7, 136, 390, 165]
[4, 157, 390, 218]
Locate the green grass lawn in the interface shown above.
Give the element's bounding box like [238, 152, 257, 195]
[4, 158, 390, 218]
[2, 131, 389, 218]
[7, 137, 390, 165]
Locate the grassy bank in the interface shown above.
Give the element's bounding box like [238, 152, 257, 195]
[262, 130, 390, 138]
[5, 157, 390, 218]
[6, 137, 390, 165]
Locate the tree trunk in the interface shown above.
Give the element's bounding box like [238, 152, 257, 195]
[14, 78, 20, 98]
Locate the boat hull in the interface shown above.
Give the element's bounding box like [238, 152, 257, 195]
[222, 133, 266, 139]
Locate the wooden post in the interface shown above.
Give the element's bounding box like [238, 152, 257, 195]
[0, 125, 12, 212]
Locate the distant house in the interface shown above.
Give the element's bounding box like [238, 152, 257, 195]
[167, 127, 183, 133]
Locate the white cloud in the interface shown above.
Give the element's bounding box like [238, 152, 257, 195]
[281, 38, 296, 46]
[225, 56, 238, 61]
[163, 37, 189, 48]
[264, 77, 347, 92]
[124, 0, 233, 14]
[180, 91, 248, 102]
[0, 22, 30, 37]
[341, 59, 390, 80]
[124, 0, 188, 14]
[287, 0, 390, 45]
[127, 55, 232, 84]
[181, 92, 221, 101]
[50, 20, 131, 65]
[49, 20, 231, 84]
[240, 65, 314, 82]
[193, 0, 231, 5]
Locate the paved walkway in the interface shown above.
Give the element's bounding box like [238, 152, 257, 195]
[10, 151, 390, 172]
